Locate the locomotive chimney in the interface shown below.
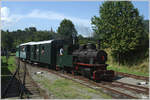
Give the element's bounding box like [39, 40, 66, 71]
[98, 40, 101, 49]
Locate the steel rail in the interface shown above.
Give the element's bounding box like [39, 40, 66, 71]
[115, 72, 149, 81]
[101, 81, 149, 95]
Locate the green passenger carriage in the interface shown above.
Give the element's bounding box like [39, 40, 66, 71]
[28, 40, 73, 69]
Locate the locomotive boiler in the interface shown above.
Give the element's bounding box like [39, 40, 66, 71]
[73, 43, 107, 64]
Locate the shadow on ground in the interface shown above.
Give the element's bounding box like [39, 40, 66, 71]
[1, 62, 32, 99]
[113, 75, 124, 81]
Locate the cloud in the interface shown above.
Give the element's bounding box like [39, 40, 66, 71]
[1, 7, 23, 28]
[1, 7, 92, 36]
[1, 6, 12, 26]
[1, 7, 10, 21]
[27, 9, 65, 20]
[26, 9, 90, 27]
[75, 24, 93, 37]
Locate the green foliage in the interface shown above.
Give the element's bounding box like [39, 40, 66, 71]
[78, 36, 96, 45]
[106, 47, 149, 76]
[1, 56, 16, 74]
[1, 30, 14, 50]
[1, 27, 57, 51]
[57, 19, 77, 40]
[91, 1, 149, 65]
[143, 20, 149, 33]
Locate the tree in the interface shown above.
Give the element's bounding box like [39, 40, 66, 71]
[143, 20, 149, 33]
[49, 27, 58, 39]
[91, 1, 148, 64]
[57, 19, 77, 40]
[1, 30, 14, 50]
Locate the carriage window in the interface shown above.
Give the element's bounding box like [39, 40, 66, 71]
[36, 49, 39, 53]
[22, 46, 25, 52]
[34, 45, 37, 59]
[41, 46, 45, 54]
[42, 46, 45, 50]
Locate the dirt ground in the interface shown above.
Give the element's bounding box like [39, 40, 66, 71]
[26, 64, 112, 99]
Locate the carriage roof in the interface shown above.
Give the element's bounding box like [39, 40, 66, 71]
[19, 40, 54, 46]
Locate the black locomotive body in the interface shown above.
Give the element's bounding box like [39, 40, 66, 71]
[72, 43, 114, 81]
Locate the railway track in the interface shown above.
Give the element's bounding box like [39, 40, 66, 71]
[2, 58, 23, 99]
[29, 62, 149, 99]
[2, 58, 48, 99]
[21, 61, 49, 99]
[115, 72, 149, 81]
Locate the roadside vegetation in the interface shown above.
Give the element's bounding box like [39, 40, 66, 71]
[107, 56, 149, 77]
[105, 48, 149, 77]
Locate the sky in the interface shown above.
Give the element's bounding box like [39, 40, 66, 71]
[1, 1, 149, 37]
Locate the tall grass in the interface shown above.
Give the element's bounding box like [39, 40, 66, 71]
[105, 49, 149, 77]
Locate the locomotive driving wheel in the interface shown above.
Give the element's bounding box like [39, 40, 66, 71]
[81, 68, 92, 79]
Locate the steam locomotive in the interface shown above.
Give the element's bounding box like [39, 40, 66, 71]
[16, 39, 114, 81]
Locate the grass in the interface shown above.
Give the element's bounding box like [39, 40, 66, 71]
[107, 63, 149, 77]
[105, 49, 149, 77]
[36, 75, 112, 99]
[1, 56, 17, 74]
[1, 56, 17, 95]
[1, 56, 17, 83]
